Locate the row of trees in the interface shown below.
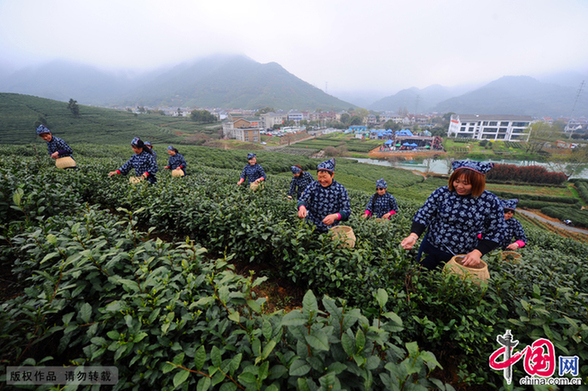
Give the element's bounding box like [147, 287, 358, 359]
[190, 109, 217, 123]
[486, 164, 568, 184]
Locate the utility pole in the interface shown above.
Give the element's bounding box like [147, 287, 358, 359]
[568, 80, 585, 140]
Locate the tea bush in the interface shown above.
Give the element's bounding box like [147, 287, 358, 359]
[1, 149, 587, 389]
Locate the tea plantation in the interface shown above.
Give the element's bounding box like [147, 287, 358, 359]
[1, 144, 587, 390]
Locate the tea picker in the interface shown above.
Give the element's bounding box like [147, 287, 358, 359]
[362, 178, 398, 220]
[144, 141, 157, 163]
[164, 146, 188, 177]
[400, 160, 507, 270]
[288, 165, 314, 200]
[497, 199, 527, 251]
[297, 158, 351, 233]
[36, 125, 77, 169]
[237, 153, 266, 188]
[108, 137, 158, 184]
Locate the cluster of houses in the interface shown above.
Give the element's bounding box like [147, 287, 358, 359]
[116, 104, 587, 145]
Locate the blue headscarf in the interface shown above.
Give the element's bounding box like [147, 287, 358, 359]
[500, 199, 519, 211]
[167, 145, 174, 150]
[452, 160, 494, 175]
[131, 137, 141, 147]
[247, 153, 256, 160]
[36, 125, 50, 134]
[317, 158, 335, 173]
[145, 141, 152, 147]
[291, 166, 302, 174]
[376, 178, 387, 188]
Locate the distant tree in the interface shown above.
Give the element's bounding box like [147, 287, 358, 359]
[190, 109, 217, 123]
[383, 120, 400, 130]
[442, 112, 455, 122]
[300, 119, 308, 126]
[137, 106, 146, 114]
[353, 108, 369, 120]
[176, 108, 182, 117]
[349, 116, 362, 126]
[67, 99, 80, 117]
[430, 126, 447, 137]
[340, 113, 350, 125]
[526, 122, 559, 153]
[254, 107, 275, 116]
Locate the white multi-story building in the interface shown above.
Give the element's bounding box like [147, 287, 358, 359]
[447, 114, 534, 141]
[259, 112, 288, 129]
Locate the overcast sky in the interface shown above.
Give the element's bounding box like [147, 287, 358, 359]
[0, 0, 587, 95]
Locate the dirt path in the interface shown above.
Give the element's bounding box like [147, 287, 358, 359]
[517, 209, 588, 234]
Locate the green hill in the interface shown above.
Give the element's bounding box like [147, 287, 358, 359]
[0, 93, 219, 145]
[119, 55, 353, 110]
[0, 55, 355, 111]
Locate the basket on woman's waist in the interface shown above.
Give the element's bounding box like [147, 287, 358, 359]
[329, 225, 356, 248]
[443, 255, 490, 285]
[55, 156, 76, 169]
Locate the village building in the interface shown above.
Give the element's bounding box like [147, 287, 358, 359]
[447, 114, 533, 141]
[222, 114, 261, 143]
[259, 112, 288, 129]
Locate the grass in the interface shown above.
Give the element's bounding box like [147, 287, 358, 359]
[485, 183, 575, 197]
[0, 93, 221, 145]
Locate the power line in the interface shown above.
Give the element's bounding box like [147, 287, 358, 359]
[568, 80, 585, 139]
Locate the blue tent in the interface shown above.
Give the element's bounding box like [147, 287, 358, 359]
[403, 142, 410, 146]
[384, 139, 393, 145]
[396, 129, 413, 136]
[410, 143, 418, 147]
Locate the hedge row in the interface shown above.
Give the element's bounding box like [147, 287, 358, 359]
[490, 190, 580, 205]
[540, 205, 588, 228]
[486, 164, 567, 184]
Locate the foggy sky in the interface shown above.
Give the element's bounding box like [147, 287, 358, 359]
[0, 0, 587, 95]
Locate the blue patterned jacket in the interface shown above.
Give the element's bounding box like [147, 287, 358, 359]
[168, 153, 187, 170]
[240, 164, 266, 184]
[118, 151, 158, 183]
[499, 217, 527, 250]
[412, 186, 506, 255]
[365, 192, 398, 218]
[289, 171, 314, 199]
[46, 136, 73, 158]
[298, 180, 351, 233]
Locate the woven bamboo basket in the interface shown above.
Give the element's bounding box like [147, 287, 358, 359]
[443, 255, 490, 285]
[250, 182, 264, 191]
[55, 156, 76, 169]
[171, 168, 185, 177]
[329, 225, 356, 248]
[129, 176, 143, 184]
[501, 251, 522, 263]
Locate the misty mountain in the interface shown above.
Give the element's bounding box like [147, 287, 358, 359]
[432, 75, 588, 118]
[368, 84, 461, 112]
[535, 70, 586, 89]
[0, 60, 141, 104]
[0, 55, 354, 111]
